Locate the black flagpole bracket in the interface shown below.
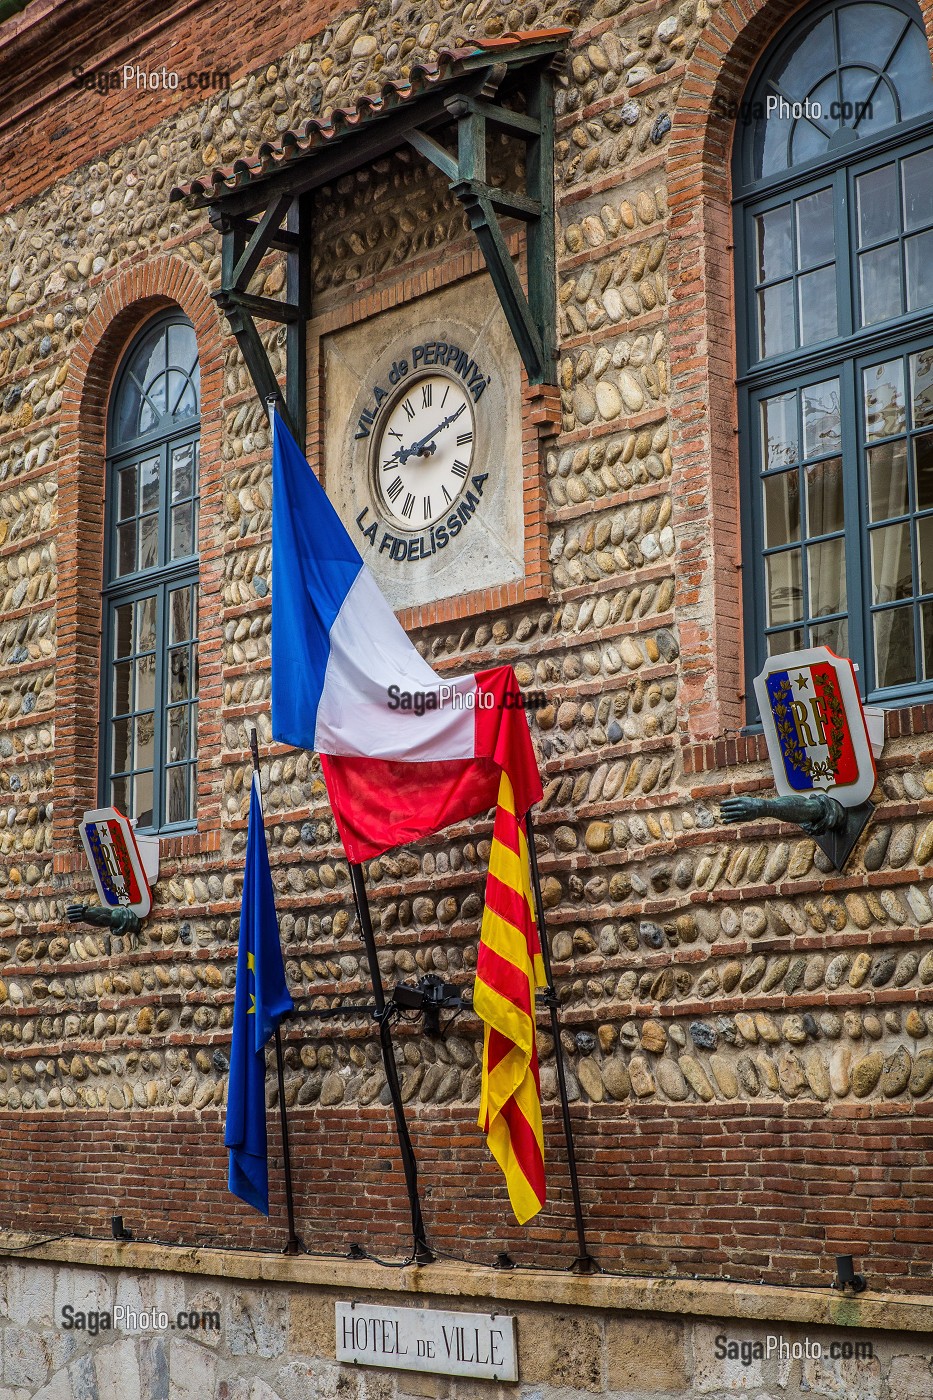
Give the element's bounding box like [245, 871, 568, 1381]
[249, 729, 302, 1256]
[349, 862, 434, 1264]
[526, 809, 597, 1275]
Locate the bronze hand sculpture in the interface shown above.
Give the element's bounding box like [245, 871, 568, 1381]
[720, 791, 847, 836]
[65, 902, 142, 936]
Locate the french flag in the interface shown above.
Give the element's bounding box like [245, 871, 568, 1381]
[270, 413, 542, 861]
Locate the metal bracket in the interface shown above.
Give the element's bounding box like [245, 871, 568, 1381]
[212, 196, 309, 449]
[405, 75, 557, 385]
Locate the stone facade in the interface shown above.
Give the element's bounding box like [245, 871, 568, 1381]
[0, 0, 932, 1295]
[1, 1241, 932, 1400]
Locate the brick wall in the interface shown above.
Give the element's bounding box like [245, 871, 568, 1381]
[3, 1102, 933, 1290]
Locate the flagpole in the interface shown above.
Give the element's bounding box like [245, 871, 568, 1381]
[525, 808, 596, 1273]
[348, 861, 434, 1264]
[249, 728, 301, 1255]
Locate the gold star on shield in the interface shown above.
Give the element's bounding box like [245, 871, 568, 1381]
[247, 949, 256, 1015]
[795, 672, 808, 690]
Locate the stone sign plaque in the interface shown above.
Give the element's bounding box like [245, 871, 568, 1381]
[335, 1302, 517, 1382]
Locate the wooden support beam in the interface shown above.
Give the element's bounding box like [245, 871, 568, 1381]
[231, 193, 294, 291]
[216, 289, 299, 324]
[404, 129, 458, 182]
[285, 194, 311, 452]
[525, 67, 558, 385]
[451, 179, 547, 384]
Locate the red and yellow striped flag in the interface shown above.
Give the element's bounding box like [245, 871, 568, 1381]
[473, 771, 547, 1224]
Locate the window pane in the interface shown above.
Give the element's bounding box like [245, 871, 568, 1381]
[118, 466, 137, 520]
[111, 775, 129, 814]
[888, 25, 933, 122]
[796, 188, 835, 268]
[136, 652, 156, 711]
[838, 4, 906, 67]
[903, 150, 933, 232]
[806, 456, 844, 536]
[138, 513, 158, 571]
[763, 471, 800, 546]
[168, 321, 197, 372]
[790, 117, 831, 168]
[860, 243, 902, 325]
[135, 596, 156, 652]
[761, 392, 798, 467]
[798, 265, 838, 344]
[171, 503, 194, 560]
[114, 604, 133, 659]
[871, 522, 913, 602]
[802, 379, 841, 456]
[170, 588, 192, 644]
[906, 230, 933, 312]
[812, 617, 848, 654]
[171, 444, 195, 502]
[166, 767, 189, 825]
[911, 350, 933, 429]
[168, 706, 190, 761]
[918, 516, 933, 594]
[113, 661, 132, 716]
[117, 522, 136, 576]
[915, 434, 933, 512]
[169, 648, 190, 702]
[140, 457, 159, 513]
[135, 712, 155, 770]
[857, 163, 899, 244]
[868, 440, 909, 521]
[809, 538, 846, 617]
[758, 280, 796, 357]
[864, 359, 906, 441]
[756, 204, 793, 281]
[111, 717, 131, 773]
[875, 604, 916, 688]
[922, 601, 933, 678]
[768, 626, 805, 655]
[766, 548, 803, 625]
[135, 770, 154, 829]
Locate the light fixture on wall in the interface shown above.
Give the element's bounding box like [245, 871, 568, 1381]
[111, 1215, 132, 1242]
[832, 1255, 866, 1293]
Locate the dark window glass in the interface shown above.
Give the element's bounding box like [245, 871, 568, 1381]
[102, 315, 200, 830]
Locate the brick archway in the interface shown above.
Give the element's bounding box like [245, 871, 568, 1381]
[54, 254, 224, 866]
[665, 0, 933, 742]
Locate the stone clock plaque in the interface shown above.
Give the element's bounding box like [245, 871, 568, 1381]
[320, 275, 524, 611]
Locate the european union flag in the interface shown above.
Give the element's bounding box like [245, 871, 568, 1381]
[225, 774, 294, 1214]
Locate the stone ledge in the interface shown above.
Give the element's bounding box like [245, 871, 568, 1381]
[1, 1232, 931, 1334]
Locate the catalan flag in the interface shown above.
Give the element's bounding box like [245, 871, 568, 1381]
[473, 771, 547, 1224]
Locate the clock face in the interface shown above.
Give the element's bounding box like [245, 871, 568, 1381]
[373, 373, 476, 529]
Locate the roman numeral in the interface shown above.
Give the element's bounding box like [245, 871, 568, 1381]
[422, 384, 432, 409]
[423, 496, 432, 521]
[451, 460, 468, 478]
[456, 431, 473, 447]
[450, 403, 465, 422]
[388, 429, 403, 441]
[386, 476, 403, 502]
[402, 398, 415, 421]
[402, 493, 414, 519]
[382, 459, 398, 471]
[442, 486, 452, 505]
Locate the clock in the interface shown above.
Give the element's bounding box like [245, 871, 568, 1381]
[373, 372, 475, 530]
[318, 280, 525, 612]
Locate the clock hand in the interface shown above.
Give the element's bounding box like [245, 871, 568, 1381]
[406, 404, 467, 460]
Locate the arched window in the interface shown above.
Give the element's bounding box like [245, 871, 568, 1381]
[101, 314, 200, 830]
[735, 0, 933, 711]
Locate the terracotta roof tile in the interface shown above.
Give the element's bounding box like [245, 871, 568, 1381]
[170, 29, 570, 207]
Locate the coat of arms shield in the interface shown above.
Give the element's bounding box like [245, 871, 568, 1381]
[753, 646, 877, 809]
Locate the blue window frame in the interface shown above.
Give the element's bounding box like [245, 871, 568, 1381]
[735, 0, 933, 713]
[101, 314, 200, 831]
